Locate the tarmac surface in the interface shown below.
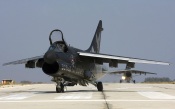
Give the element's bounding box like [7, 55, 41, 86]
[0, 83, 175, 109]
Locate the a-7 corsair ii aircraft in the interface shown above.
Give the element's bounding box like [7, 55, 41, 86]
[3, 20, 170, 92]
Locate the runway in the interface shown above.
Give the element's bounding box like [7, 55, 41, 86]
[0, 83, 175, 109]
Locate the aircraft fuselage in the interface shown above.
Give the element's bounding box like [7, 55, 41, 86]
[43, 45, 104, 83]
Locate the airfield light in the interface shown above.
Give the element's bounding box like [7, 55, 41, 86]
[122, 76, 126, 80]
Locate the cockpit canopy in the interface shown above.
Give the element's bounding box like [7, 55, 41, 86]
[49, 29, 68, 52]
[48, 42, 64, 52]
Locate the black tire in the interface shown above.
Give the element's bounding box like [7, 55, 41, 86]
[97, 82, 103, 91]
[133, 80, 136, 84]
[120, 80, 122, 83]
[60, 83, 64, 93]
[56, 87, 61, 93]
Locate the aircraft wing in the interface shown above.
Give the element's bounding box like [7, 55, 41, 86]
[109, 70, 157, 75]
[78, 52, 170, 66]
[3, 55, 44, 66]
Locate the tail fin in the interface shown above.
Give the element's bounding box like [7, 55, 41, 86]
[86, 20, 103, 53]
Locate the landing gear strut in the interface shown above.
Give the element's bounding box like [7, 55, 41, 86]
[97, 82, 103, 91]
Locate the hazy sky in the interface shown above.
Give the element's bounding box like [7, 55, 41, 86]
[0, 0, 174, 82]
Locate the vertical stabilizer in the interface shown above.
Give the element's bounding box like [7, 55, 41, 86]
[86, 20, 103, 53]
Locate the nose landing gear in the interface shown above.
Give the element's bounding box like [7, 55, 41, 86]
[52, 77, 65, 93]
[56, 82, 64, 93]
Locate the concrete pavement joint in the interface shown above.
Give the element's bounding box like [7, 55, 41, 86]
[102, 91, 111, 109]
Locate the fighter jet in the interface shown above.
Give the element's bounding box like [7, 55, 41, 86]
[3, 20, 170, 92]
[110, 70, 157, 83]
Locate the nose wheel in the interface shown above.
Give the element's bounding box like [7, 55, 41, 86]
[56, 82, 64, 93]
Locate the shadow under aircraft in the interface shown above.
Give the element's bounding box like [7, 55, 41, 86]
[3, 20, 170, 93]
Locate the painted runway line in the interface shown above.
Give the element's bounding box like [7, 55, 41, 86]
[55, 92, 92, 99]
[0, 99, 175, 103]
[0, 92, 36, 100]
[138, 92, 175, 99]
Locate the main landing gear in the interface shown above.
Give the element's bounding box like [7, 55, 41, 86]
[119, 79, 136, 83]
[97, 82, 103, 91]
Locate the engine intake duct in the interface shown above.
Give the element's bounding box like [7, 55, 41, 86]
[126, 72, 132, 77]
[42, 62, 59, 75]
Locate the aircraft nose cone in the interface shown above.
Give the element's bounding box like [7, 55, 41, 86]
[44, 51, 56, 64]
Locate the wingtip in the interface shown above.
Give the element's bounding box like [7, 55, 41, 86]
[2, 63, 7, 66]
[2, 62, 11, 66]
[165, 63, 171, 65]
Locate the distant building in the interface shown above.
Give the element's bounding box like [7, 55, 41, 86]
[1, 79, 14, 85]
